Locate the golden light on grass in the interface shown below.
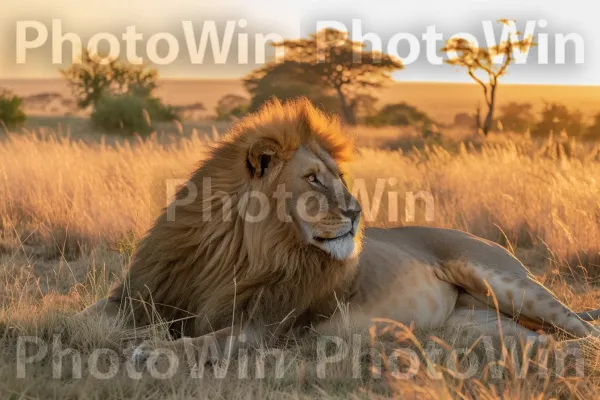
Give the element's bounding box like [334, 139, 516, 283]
[1, 127, 600, 398]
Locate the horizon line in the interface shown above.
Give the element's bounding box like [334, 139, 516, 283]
[1, 76, 599, 88]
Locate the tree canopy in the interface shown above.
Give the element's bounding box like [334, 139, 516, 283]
[61, 50, 158, 109]
[442, 20, 533, 136]
[245, 28, 403, 125]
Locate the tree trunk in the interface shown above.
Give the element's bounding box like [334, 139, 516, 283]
[335, 86, 356, 125]
[475, 103, 482, 133]
[482, 84, 497, 136]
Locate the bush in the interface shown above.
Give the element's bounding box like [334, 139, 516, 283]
[532, 102, 585, 137]
[454, 112, 477, 128]
[365, 102, 433, 127]
[61, 51, 177, 135]
[0, 89, 26, 130]
[91, 94, 178, 135]
[215, 94, 250, 121]
[497, 102, 534, 134]
[586, 112, 600, 140]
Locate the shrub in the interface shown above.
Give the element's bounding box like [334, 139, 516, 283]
[0, 89, 26, 130]
[454, 112, 477, 128]
[91, 94, 178, 135]
[215, 94, 250, 121]
[497, 102, 534, 134]
[532, 102, 585, 137]
[586, 112, 600, 140]
[365, 102, 433, 127]
[173, 103, 205, 120]
[61, 51, 176, 135]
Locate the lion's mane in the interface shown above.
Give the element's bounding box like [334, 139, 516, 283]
[109, 99, 359, 337]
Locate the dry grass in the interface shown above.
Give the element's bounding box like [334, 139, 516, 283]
[1, 125, 600, 398]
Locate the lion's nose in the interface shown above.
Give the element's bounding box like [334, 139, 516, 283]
[342, 207, 361, 224]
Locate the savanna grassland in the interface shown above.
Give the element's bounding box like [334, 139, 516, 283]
[2, 116, 600, 398]
[3, 79, 600, 123]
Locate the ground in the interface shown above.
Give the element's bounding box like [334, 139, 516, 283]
[1, 115, 600, 398]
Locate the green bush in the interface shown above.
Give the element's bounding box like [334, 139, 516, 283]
[364, 102, 432, 127]
[215, 94, 250, 121]
[0, 89, 26, 130]
[61, 50, 159, 109]
[91, 94, 178, 135]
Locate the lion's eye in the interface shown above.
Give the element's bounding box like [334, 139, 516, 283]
[307, 174, 318, 184]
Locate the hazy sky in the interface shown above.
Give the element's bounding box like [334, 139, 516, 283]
[0, 0, 597, 85]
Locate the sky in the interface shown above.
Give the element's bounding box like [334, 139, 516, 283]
[0, 0, 597, 85]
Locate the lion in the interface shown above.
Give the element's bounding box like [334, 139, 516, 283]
[81, 98, 600, 364]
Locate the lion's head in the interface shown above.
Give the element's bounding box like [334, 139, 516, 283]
[241, 107, 362, 260]
[113, 98, 363, 335]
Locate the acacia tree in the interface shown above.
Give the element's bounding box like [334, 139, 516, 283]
[442, 20, 533, 136]
[247, 28, 403, 125]
[244, 60, 340, 115]
[61, 50, 158, 109]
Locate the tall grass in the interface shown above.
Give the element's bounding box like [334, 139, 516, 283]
[1, 127, 600, 398]
[1, 129, 599, 271]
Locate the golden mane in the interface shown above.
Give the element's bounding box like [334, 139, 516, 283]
[109, 98, 358, 337]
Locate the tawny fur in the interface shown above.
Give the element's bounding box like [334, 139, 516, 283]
[93, 98, 600, 355]
[108, 99, 359, 337]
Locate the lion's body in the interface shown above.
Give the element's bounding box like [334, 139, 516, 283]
[80, 99, 600, 363]
[340, 226, 595, 338]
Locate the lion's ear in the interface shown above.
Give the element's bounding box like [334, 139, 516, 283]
[247, 138, 281, 178]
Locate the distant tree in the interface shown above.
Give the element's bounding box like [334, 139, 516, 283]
[244, 61, 340, 114]
[365, 102, 433, 127]
[532, 102, 585, 137]
[442, 20, 533, 136]
[215, 94, 250, 121]
[0, 89, 26, 130]
[61, 50, 177, 134]
[172, 102, 205, 120]
[497, 102, 535, 133]
[61, 50, 158, 109]
[246, 28, 403, 125]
